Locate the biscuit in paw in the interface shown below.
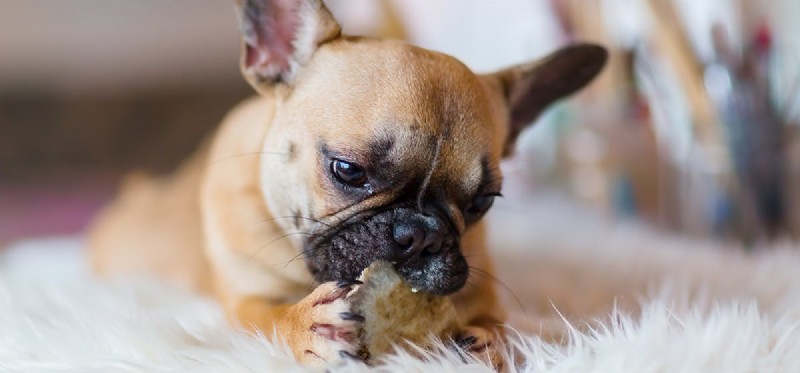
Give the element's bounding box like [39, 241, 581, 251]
[351, 261, 461, 359]
[351, 262, 506, 368]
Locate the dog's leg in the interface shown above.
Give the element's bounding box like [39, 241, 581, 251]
[452, 222, 507, 368]
[454, 294, 506, 369]
[200, 100, 363, 367]
[229, 281, 365, 367]
[454, 286, 507, 369]
[207, 233, 366, 367]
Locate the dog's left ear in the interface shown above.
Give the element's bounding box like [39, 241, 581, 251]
[483, 43, 608, 156]
[235, 0, 342, 92]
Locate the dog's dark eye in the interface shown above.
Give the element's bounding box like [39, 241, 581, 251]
[331, 159, 367, 187]
[465, 192, 501, 218]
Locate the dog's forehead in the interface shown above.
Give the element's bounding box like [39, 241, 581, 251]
[297, 40, 500, 190]
[302, 41, 490, 125]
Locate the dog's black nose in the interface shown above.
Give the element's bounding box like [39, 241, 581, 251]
[392, 216, 445, 263]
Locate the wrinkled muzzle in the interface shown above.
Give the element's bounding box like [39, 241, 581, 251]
[304, 206, 468, 295]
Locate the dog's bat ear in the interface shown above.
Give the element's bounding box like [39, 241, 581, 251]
[235, 0, 341, 91]
[483, 43, 608, 156]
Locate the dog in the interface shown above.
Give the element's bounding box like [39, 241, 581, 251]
[88, 0, 607, 367]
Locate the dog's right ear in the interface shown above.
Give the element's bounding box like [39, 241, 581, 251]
[235, 0, 341, 92]
[482, 44, 608, 156]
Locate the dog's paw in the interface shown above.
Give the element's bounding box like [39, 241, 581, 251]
[289, 280, 365, 367]
[455, 326, 504, 369]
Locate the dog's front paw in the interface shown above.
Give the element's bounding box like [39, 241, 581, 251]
[286, 280, 365, 367]
[455, 326, 504, 369]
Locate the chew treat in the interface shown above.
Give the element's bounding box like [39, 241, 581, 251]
[351, 261, 461, 360]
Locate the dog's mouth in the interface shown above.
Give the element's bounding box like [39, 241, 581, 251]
[303, 208, 468, 295]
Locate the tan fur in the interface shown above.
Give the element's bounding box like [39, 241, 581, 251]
[88, 149, 211, 293]
[89, 0, 605, 368]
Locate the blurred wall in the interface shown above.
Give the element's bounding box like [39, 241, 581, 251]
[0, 1, 252, 241]
[0, 0, 252, 181]
[0, 0, 241, 95]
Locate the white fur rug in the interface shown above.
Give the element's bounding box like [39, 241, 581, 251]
[3, 193, 800, 372]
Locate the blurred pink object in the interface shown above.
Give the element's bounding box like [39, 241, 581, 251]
[0, 177, 114, 242]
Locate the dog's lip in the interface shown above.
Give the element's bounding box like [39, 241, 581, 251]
[400, 270, 468, 295]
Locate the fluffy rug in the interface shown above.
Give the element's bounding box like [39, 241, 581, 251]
[2, 193, 800, 372]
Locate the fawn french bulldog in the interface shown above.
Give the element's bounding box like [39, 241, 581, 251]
[89, 0, 607, 367]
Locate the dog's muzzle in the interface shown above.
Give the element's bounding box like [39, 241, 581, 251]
[304, 207, 468, 295]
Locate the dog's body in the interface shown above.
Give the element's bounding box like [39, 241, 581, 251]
[89, 0, 606, 367]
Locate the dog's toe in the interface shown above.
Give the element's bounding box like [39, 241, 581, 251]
[453, 326, 503, 368]
[339, 350, 364, 362]
[295, 281, 365, 367]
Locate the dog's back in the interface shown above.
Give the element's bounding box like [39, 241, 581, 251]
[88, 96, 275, 294]
[87, 142, 212, 293]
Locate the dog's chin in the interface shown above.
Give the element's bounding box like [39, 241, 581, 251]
[396, 254, 469, 295]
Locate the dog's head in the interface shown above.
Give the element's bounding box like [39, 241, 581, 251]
[236, 0, 607, 295]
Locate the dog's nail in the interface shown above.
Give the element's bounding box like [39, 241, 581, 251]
[339, 350, 362, 361]
[310, 323, 334, 338]
[470, 342, 492, 354]
[340, 312, 365, 322]
[456, 335, 478, 347]
[336, 279, 362, 288]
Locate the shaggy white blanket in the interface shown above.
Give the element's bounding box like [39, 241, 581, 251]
[2, 194, 800, 373]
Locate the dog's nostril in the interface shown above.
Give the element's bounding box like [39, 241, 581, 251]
[392, 222, 424, 251]
[394, 220, 447, 263]
[422, 235, 443, 255]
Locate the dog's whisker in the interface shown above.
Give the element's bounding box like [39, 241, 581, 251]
[469, 266, 529, 318]
[317, 199, 364, 225]
[248, 231, 318, 262]
[254, 215, 334, 229]
[281, 248, 326, 268]
[463, 278, 480, 293]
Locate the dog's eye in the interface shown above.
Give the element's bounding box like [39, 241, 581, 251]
[465, 192, 501, 218]
[331, 159, 368, 187]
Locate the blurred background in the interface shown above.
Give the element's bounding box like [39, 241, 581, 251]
[1, 0, 798, 246]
